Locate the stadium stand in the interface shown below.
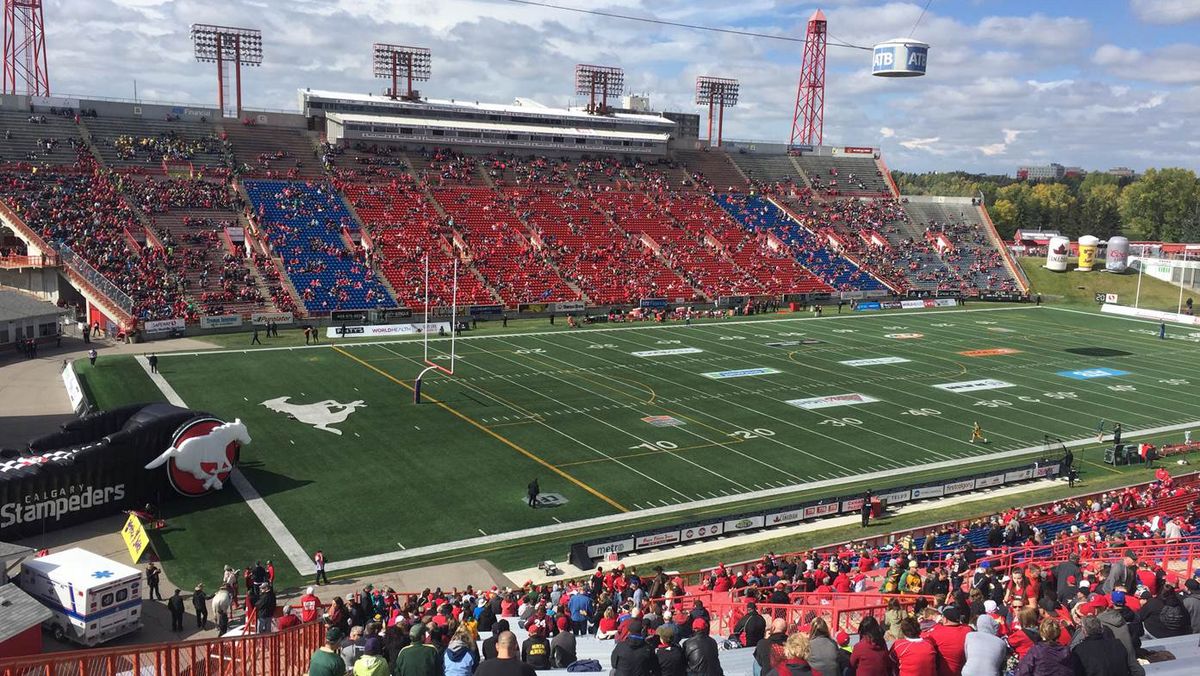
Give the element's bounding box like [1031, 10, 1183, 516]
[224, 123, 326, 179]
[794, 153, 892, 196]
[904, 199, 1021, 293]
[673, 148, 750, 192]
[713, 193, 887, 292]
[83, 116, 231, 173]
[126, 176, 283, 317]
[0, 109, 83, 167]
[338, 178, 497, 308]
[242, 179, 396, 312]
[728, 152, 806, 186]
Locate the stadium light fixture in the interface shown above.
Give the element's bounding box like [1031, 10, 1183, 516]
[695, 76, 740, 147]
[373, 43, 431, 100]
[191, 24, 263, 118]
[574, 64, 624, 115]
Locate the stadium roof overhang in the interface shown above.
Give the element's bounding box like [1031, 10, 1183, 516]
[326, 112, 671, 143]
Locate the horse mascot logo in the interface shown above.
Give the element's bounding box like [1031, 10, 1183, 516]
[145, 418, 250, 497]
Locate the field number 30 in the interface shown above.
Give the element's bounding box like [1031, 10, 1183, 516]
[819, 418, 863, 427]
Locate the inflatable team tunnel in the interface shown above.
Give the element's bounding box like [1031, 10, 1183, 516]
[0, 403, 248, 540]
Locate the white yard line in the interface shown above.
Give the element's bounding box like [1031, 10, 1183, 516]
[135, 356, 317, 575]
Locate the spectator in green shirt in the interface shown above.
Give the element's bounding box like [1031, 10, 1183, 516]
[309, 627, 348, 676]
[393, 623, 441, 676]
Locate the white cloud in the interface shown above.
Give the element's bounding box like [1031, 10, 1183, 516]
[1130, 0, 1200, 24]
[973, 14, 1091, 49]
[900, 137, 940, 150]
[879, 127, 895, 138]
[1093, 43, 1200, 83]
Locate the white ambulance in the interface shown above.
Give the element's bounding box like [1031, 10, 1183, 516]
[19, 548, 143, 646]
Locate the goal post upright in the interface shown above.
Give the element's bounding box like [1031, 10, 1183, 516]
[414, 255, 457, 402]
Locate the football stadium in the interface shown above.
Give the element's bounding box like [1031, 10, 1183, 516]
[1, 1, 1199, 673]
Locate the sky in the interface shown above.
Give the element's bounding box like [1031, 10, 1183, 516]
[41, 0, 1200, 175]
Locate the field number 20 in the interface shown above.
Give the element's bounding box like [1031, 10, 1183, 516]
[729, 428, 776, 439]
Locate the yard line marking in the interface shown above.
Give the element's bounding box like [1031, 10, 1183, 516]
[332, 346, 629, 513]
[552, 517, 563, 523]
[135, 356, 318, 575]
[478, 528, 488, 536]
[397, 543, 405, 550]
[659, 500, 670, 506]
[162, 305, 1036, 357]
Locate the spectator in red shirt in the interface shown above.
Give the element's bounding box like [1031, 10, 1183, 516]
[277, 605, 300, 631]
[924, 606, 972, 676]
[849, 616, 891, 676]
[890, 617, 937, 676]
[299, 586, 323, 623]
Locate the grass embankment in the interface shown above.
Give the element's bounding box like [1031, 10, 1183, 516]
[1019, 257, 1188, 312]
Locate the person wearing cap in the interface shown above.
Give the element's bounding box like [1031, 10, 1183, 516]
[311, 626, 350, 676]
[1102, 551, 1138, 595]
[924, 605, 971, 676]
[656, 624, 686, 676]
[961, 614, 1007, 676]
[297, 586, 322, 624]
[550, 616, 577, 667]
[611, 618, 656, 676]
[342, 625, 368, 671]
[190, 583, 209, 629]
[806, 617, 848, 676]
[1180, 578, 1200, 633]
[393, 623, 439, 676]
[254, 582, 276, 634]
[355, 636, 390, 676]
[1071, 615, 1134, 676]
[521, 624, 552, 670]
[683, 617, 723, 676]
[1053, 553, 1082, 601]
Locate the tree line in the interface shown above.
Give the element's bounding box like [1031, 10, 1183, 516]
[891, 168, 1200, 243]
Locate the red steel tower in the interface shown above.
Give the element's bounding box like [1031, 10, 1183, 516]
[2, 0, 50, 96]
[790, 9, 827, 147]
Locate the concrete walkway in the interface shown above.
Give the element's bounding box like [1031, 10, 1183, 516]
[0, 335, 216, 448]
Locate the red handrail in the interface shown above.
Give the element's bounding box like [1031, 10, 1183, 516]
[0, 619, 323, 675]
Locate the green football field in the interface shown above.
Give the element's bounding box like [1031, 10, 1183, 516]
[79, 304, 1200, 586]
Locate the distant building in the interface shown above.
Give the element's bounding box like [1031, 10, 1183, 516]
[1017, 163, 1065, 181]
[1063, 166, 1086, 178]
[661, 111, 700, 139]
[1107, 167, 1135, 178]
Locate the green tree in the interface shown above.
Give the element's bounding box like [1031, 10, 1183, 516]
[1029, 183, 1076, 232]
[1119, 168, 1200, 241]
[989, 199, 1019, 238]
[1079, 183, 1122, 239]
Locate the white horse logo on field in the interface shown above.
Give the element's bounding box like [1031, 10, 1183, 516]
[145, 419, 250, 492]
[260, 397, 366, 435]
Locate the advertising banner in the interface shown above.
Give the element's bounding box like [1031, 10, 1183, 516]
[143, 318, 184, 333]
[380, 308, 414, 321]
[640, 298, 668, 310]
[878, 489, 911, 505]
[586, 538, 635, 559]
[943, 479, 976, 494]
[121, 513, 151, 563]
[679, 522, 724, 542]
[332, 310, 369, 323]
[634, 531, 681, 549]
[199, 314, 242, 329]
[843, 146, 874, 155]
[785, 393, 881, 410]
[765, 508, 806, 526]
[327, 322, 450, 338]
[854, 302, 882, 311]
[976, 474, 1006, 489]
[801, 503, 840, 520]
[1005, 469, 1033, 483]
[61, 365, 87, 415]
[519, 303, 551, 313]
[841, 498, 866, 513]
[555, 300, 585, 313]
[724, 515, 765, 533]
[251, 312, 294, 326]
[911, 485, 945, 500]
[469, 304, 504, 317]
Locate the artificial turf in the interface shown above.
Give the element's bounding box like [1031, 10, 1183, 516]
[80, 304, 1200, 590]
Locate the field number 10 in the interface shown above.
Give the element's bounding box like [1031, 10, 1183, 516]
[629, 440, 678, 451]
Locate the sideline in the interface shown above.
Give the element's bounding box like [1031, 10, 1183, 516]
[135, 356, 318, 575]
[160, 305, 1042, 358]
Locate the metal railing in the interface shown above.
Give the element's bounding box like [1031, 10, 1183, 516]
[56, 242, 136, 314]
[0, 254, 57, 268]
[0, 619, 323, 676]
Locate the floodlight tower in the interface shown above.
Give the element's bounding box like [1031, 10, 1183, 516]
[575, 64, 624, 115]
[695, 76, 739, 147]
[790, 9, 827, 147]
[191, 24, 262, 119]
[373, 44, 430, 100]
[2, 0, 50, 96]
